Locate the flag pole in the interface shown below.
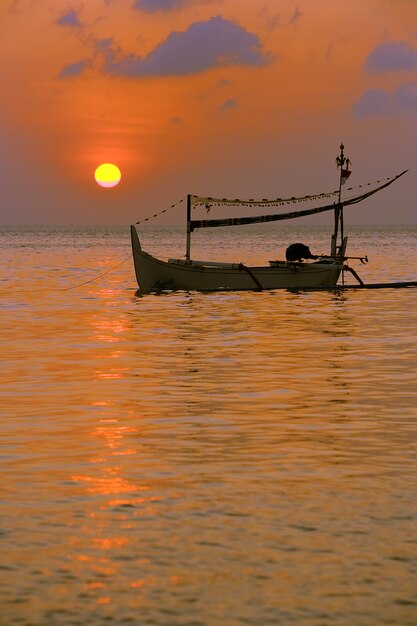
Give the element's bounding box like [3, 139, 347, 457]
[334, 142, 350, 255]
[338, 143, 344, 251]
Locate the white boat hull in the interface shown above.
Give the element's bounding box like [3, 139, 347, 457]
[131, 226, 343, 293]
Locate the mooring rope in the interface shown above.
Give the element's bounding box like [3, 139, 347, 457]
[62, 198, 186, 291]
[61, 254, 132, 291]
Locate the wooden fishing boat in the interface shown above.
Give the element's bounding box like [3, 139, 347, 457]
[131, 145, 407, 293]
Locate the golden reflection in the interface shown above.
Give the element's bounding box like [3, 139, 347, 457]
[130, 580, 146, 589]
[71, 473, 138, 495]
[93, 562, 118, 577]
[91, 315, 129, 378]
[69, 403, 165, 529]
[95, 350, 123, 359]
[94, 420, 138, 451]
[91, 317, 128, 343]
[111, 448, 137, 456]
[85, 581, 105, 590]
[97, 597, 111, 605]
[93, 537, 128, 550]
[96, 368, 127, 379]
[170, 575, 181, 584]
[70, 404, 142, 498]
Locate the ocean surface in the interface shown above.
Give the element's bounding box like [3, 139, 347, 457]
[1, 224, 417, 626]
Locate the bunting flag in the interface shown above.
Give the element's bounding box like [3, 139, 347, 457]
[191, 190, 339, 208]
[189, 170, 407, 230]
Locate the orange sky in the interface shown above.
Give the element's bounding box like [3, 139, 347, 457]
[1, 0, 416, 224]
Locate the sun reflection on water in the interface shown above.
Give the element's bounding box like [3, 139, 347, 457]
[2, 225, 417, 626]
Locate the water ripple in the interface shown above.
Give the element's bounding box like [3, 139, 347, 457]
[1, 225, 417, 626]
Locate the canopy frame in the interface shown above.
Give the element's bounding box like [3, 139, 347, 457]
[184, 158, 407, 262]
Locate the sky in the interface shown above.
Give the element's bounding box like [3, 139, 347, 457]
[1, 0, 416, 225]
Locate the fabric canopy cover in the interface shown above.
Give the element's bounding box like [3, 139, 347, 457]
[189, 171, 407, 230]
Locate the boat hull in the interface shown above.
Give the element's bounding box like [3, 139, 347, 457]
[131, 226, 343, 293]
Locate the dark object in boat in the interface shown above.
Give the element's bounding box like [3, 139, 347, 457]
[286, 242, 318, 263]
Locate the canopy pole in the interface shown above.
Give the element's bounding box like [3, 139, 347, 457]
[332, 207, 340, 256]
[186, 193, 191, 262]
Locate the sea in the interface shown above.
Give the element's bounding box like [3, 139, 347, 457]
[1, 224, 417, 626]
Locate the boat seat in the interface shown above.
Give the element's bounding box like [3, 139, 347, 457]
[269, 259, 336, 267]
[168, 258, 242, 269]
[311, 259, 335, 264]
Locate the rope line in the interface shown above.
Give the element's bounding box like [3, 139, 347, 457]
[61, 254, 132, 291]
[190, 175, 397, 210]
[344, 174, 396, 192]
[62, 195, 184, 291]
[135, 197, 185, 225]
[132, 175, 396, 222]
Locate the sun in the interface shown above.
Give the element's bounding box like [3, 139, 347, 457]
[94, 163, 121, 188]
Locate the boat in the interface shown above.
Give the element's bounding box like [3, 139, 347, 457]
[131, 145, 408, 293]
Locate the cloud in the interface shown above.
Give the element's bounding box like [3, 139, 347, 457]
[58, 59, 89, 78]
[103, 16, 271, 77]
[219, 98, 237, 112]
[258, 3, 303, 31]
[56, 10, 82, 27]
[353, 82, 417, 116]
[364, 41, 417, 72]
[289, 6, 302, 27]
[352, 89, 391, 116]
[396, 82, 417, 111]
[197, 77, 232, 101]
[132, 0, 188, 12]
[95, 37, 114, 51]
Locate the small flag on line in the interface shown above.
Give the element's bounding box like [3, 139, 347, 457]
[341, 168, 351, 185]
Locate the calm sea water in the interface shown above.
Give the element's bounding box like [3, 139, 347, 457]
[1, 224, 417, 626]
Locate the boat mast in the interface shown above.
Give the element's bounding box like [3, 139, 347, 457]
[332, 143, 350, 255]
[186, 193, 191, 262]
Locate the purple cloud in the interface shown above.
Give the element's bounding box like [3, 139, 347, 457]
[219, 98, 237, 112]
[58, 59, 89, 78]
[56, 10, 81, 27]
[104, 16, 271, 76]
[132, 0, 188, 11]
[364, 41, 417, 72]
[95, 37, 114, 51]
[352, 89, 391, 116]
[353, 82, 417, 116]
[396, 82, 417, 112]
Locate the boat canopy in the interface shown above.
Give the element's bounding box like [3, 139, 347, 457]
[189, 170, 407, 230]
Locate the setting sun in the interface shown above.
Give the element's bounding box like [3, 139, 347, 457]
[94, 163, 121, 188]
